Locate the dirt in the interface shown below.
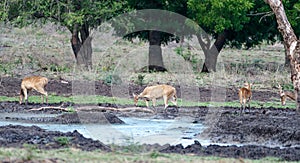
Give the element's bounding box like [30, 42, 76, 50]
[0, 77, 279, 102]
[0, 77, 299, 161]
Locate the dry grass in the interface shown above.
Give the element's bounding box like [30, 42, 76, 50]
[0, 23, 291, 93]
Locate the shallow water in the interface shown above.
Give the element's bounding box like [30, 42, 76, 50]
[0, 115, 290, 148]
[0, 116, 208, 146]
[85, 117, 207, 146]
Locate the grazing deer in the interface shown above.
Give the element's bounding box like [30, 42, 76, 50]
[133, 84, 178, 113]
[278, 84, 295, 105]
[238, 82, 253, 113]
[19, 76, 48, 105]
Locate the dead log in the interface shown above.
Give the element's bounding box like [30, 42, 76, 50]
[76, 106, 155, 113]
[29, 106, 71, 112]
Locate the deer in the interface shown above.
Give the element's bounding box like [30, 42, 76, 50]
[132, 84, 178, 113]
[278, 84, 296, 105]
[238, 82, 253, 113]
[19, 76, 48, 105]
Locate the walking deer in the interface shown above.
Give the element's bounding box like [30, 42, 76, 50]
[133, 84, 178, 113]
[278, 84, 295, 105]
[19, 76, 48, 105]
[238, 82, 253, 113]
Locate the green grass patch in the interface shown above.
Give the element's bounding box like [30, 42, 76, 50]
[0, 147, 292, 163]
[55, 136, 72, 146]
[0, 95, 295, 109]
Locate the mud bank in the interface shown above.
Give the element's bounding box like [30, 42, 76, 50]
[0, 77, 279, 102]
[0, 125, 299, 161]
[0, 101, 299, 161]
[0, 77, 299, 161]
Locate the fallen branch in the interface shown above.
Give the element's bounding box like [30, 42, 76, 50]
[29, 106, 71, 112]
[76, 106, 155, 113]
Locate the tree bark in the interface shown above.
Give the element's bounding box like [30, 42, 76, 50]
[70, 23, 93, 70]
[197, 31, 227, 73]
[267, 0, 300, 113]
[148, 30, 166, 72]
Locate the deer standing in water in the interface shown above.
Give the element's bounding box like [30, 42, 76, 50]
[19, 76, 48, 105]
[278, 84, 295, 105]
[238, 82, 253, 113]
[133, 84, 178, 113]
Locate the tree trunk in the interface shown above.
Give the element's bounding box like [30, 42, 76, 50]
[283, 44, 291, 67]
[267, 0, 300, 113]
[197, 31, 227, 73]
[148, 30, 166, 72]
[70, 23, 93, 70]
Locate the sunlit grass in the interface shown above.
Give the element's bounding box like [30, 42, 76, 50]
[0, 147, 292, 163]
[0, 95, 295, 109]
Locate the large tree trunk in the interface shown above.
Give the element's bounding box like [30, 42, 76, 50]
[197, 31, 227, 73]
[267, 0, 300, 113]
[70, 23, 93, 70]
[148, 30, 166, 72]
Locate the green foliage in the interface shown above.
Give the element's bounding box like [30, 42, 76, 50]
[136, 74, 145, 86]
[186, 0, 300, 49]
[282, 83, 294, 91]
[0, 0, 128, 30]
[104, 74, 122, 85]
[0, 62, 14, 75]
[175, 47, 199, 71]
[188, 0, 253, 33]
[55, 136, 72, 146]
[115, 0, 187, 45]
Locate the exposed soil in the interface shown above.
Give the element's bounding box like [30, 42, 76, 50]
[0, 77, 299, 161]
[0, 77, 279, 102]
[0, 125, 111, 152]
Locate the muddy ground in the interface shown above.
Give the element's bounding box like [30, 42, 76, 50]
[0, 77, 279, 102]
[0, 77, 299, 161]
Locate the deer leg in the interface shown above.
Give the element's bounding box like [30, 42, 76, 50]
[240, 104, 243, 114]
[152, 98, 158, 113]
[163, 95, 169, 113]
[170, 95, 178, 112]
[24, 89, 28, 106]
[36, 88, 48, 104]
[247, 100, 250, 112]
[171, 100, 178, 112]
[152, 98, 156, 107]
[144, 99, 149, 108]
[243, 99, 247, 113]
[19, 89, 24, 104]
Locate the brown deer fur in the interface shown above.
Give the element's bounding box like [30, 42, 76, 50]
[278, 84, 295, 105]
[238, 82, 252, 113]
[133, 84, 177, 112]
[19, 76, 48, 104]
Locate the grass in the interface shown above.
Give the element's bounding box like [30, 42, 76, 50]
[0, 23, 298, 163]
[0, 24, 292, 88]
[0, 94, 295, 109]
[0, 147, 294, 163]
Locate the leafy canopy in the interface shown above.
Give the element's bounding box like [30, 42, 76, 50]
[0, 0, 128, 31]
[187, 0, 253, 33]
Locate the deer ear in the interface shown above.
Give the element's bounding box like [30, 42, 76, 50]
[132, 93, 137, 97]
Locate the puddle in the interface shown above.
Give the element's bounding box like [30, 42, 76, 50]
[0, 115, 292, 148]
[0, 115, 207, 146]
[85, 117, 206, 146]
